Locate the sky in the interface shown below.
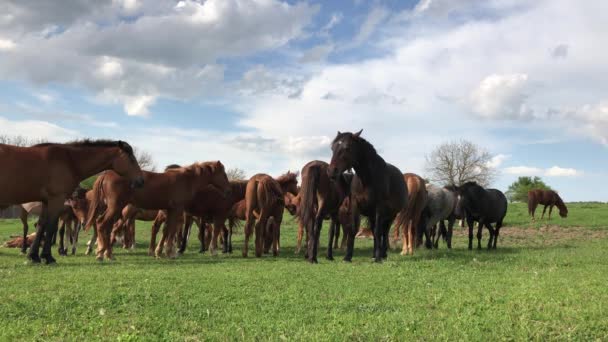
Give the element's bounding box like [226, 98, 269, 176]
[0, 0, 606, 201]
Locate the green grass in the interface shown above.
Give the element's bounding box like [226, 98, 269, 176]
[0, 202, 607, 341]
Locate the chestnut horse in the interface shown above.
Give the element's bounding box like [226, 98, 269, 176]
[86, 161, 229, 260]
[178, 180, 249, 255]
[328, 130, 407, 262]
[242, 172, 298, 257]
[393, 173, 428, 255]
[528, 189, 568, 220]
[298, 160, 352, 263]
[0, 140, 144, 264]
[111, 204, 159, 250]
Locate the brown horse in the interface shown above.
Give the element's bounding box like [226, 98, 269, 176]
[242, 172, 298, 257]
[0, 140, 144, 264]
[86, 161, 229, 260]
[298, 160, 352, 263]
[393, 173, 428, 255]
[178, 180, 249, 255]
[329, 130, 407, 262]
[528, 189, 568, 220]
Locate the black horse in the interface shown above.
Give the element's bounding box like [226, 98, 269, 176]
[456, 182, 507, 249]
[328, 130, 407, 262]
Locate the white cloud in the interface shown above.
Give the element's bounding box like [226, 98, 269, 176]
[487, 154, 509, 168]
[0, 116, 78, 141]
[504, 165, 582, 177]
[0, 38, 16, 50]
[470, 73, 533, 120]
[0, 0, 318, 116]
[352, 6, 389, 46]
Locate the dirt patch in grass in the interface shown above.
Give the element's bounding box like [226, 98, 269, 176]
[451, 225, 608, 247]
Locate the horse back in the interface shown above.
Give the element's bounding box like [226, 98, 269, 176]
[485, 189, 508, 222]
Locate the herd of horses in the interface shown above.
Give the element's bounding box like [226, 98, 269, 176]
[0, 131, 568, 264]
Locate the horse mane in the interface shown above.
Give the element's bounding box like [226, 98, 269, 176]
[165, 164, 181, 171]
[170, 161, 224, 174]
[34, 139, 136, 158]
[276, 171, 298, 185]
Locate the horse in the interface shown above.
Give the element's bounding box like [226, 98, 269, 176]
[177, 180, 249, 255]
[86, 161, 230, 260]
[528, 189, 568, 220]
[242, 172, 298, 258]
[0, 139, 144, 264]
[456, 182, 508, 250]
[393, 173, 428, 255]
[328, 130, 407, 262]
[297, 160, 352, 263]
[422, 184, 457, 249]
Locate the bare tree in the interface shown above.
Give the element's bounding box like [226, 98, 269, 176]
[133, 148, 156, 171]
[0, 135, 46, 146]
[425, 140, 497, 187]
[226, 167, 247, 181]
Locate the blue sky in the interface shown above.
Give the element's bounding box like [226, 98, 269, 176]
[0, 0, 606, 201]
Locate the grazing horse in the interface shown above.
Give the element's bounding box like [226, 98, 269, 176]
[393, 173, 428, 255]
[298, 160, 352, 263]
[177, 180, 249, 255]
[328, 130, 407, 262]
[0, 139, 144, 264]
[528, 189, 568, 220]
[423, 184, 457, 249]
[456, 182, 508, 250]
[86, 161, 230, 260]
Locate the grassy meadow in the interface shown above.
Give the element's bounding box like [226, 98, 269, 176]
[0, 202, 607, 341]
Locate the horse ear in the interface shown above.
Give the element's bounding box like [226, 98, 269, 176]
[354, 129, 363, 137]
[337, 131, 341, 136]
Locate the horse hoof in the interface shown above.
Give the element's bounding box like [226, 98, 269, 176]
[28, 255, 41, 264]
[96, 256, 104, 262]
[147, 250, 155, 257]
[343, 258, 352, 263]
[326, 256, 334, 261]
[44, 256, 57, 265]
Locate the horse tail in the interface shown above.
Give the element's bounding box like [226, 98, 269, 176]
[527, 190, 535, 215]
[85, 173, 105, 231]
[297, 165, 319, 236]
[395, 178, 417, 236]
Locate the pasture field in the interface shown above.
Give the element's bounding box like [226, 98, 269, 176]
[1, 202, 607, 341]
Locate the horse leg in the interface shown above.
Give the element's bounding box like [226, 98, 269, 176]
[162, 210, 181, 259]
[20, 208, 29, 255]
[476, 221, 484, 250]
[548, 205, 554, 220]
[373, 210, 383, 262]
[295, 220, 304, 255]
[155, 222, 167, 258]
[221, 223, 230, 254]
[39, 200, 64, 264]
[493, 220, 502, 249]
[485, 222, 496, 249]
[58, 220, 66, 256]
[96, 210, 119, 262]
[382, 219, 391, 259]
[27, 208, 47, 263]
[446, 218, 455, 249]
[333, 221, 340, 250]
[149, 216, 162, 256]
[400, 220, 409, 256]
[86, 226, 97, 256]
[178, 216, 193, 255]
[467, 216, 475, 250]
[326, 215, 337, 261]
[72, 221, 81, 255]
[541, 205, 548, 219]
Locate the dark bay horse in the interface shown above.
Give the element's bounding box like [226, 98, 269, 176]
[298, 160, 352, 263]
[456, 182, 508, 249]
[528, 189, 568, 220]
[328, 130, 407, 262]
[86, 161, 230, 260]
[0, 140, 144, 264]
[393, 173, 428, 255]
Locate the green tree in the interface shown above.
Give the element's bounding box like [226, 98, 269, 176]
[80, 175, 98, 190]
[505, 176, 552, 203]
